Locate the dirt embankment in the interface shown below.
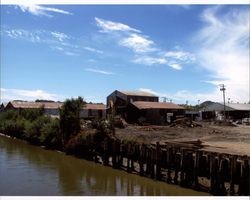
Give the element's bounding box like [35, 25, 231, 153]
[115, 122, 250, 156]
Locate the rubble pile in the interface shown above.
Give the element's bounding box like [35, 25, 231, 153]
[170, 117, 202, 128]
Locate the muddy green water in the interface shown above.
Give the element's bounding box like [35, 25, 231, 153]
[0, 135, 208, 196]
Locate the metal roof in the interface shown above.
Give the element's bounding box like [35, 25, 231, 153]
[203, 102, 250, 111]
[119, 90, 158, 97]
[8, 101, 106, 110]
[228, 103, 250, 111]
[8, 101, 63, 109]
[131, 101, 184, 110]
[84, 103, 106, 110]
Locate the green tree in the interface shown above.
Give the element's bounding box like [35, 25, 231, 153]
[59, 96, 85, 145]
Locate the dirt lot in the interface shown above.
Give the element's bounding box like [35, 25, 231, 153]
[115, 122, 250, 156]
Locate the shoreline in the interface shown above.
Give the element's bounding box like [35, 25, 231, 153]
[1, 132, 249, 196]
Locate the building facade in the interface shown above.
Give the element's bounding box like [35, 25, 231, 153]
[106, 90, 184, 125]
[201, 102, 250, 120]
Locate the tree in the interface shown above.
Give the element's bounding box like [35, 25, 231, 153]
[59, 96, 85, 145]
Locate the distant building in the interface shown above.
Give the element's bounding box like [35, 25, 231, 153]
[201, 102, 250, 120]
[106, 90, 184, 125]
[5, 101, 106, 120]
[80, 103, 106, 120]
[5, 101, 63, 117]
[107, 90, 159, 118]
[127, 101, 185, 125]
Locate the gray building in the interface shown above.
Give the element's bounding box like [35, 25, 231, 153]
[202, 102, 250, 120]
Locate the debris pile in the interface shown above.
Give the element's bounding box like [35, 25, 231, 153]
[170, 117, 202, 128]
[114, 116, 128, 128]
[212, 120, 237, 127]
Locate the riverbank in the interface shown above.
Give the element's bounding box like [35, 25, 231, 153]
[1, 115, 250, 196]
[1, 126, 249, 196]
[0, 134, 208, 196]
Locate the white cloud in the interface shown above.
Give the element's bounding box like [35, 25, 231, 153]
[163, 50, 195, 70]
[85, 68, 114, 75]
[64, 51, 79, 56]
[94, 17, 193, 70]
[4, 29, 41, 43]
[133, 56, 167, 65]
[17, 4, 73, 17]
[84, 47, 103, 54]
[195, 6, 250, 103]
[164, 50, 195, 62]
[2, 27, 80, 56]
[119, 33, 156, 53]
[132, 51, 194, 70]
[51, 31, 69, 42]
[168, 63, 182, 70]
[1, 88, 62, 102]
[95, 17, 140, 33]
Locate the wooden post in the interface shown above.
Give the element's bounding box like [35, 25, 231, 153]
[210, 154, 226, 195]
[139, 144, 145, 176]
[167, 147, 173, 183]
[150, 148, 155, 179]
[194, 150, 202, 189]
[103, 137, 109, 166]
[180, 149, 186, 186]
[210, 153, 217, 194]
[156, 142, 162, 180]
[229, 155, 237, 195]
[112, 139, 116, 168]
[146, 147, 151, 176]
[184, 151, 194, 188]
[130, 145, 135, 172]
[238, 156, 250, 196]
[174, 151, 181, 184]
[127, 143, 131, 173]
[217, 155, 227, 195]
[219, 156, 228, 195]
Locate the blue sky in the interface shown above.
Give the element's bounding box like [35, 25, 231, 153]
[0, 4, 249, 104]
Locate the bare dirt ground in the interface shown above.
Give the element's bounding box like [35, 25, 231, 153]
[115, 122, 250, 156]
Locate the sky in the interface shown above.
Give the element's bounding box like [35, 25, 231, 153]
[0, 4, 249, 104]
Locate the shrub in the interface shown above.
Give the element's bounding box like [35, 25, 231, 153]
[25, 115, 51, 145]
[40, 119, 61, 149]
[19, 107, 45, 121]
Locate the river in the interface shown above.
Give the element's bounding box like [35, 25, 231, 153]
[0, 135, 208, 196]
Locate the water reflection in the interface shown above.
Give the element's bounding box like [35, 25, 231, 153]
[0, 135, 207, 196]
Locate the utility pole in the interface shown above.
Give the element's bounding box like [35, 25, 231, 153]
[228, 98, 230, 119]
[220, 84, 226, 121]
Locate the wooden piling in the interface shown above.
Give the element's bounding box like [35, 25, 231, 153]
[174, 151, 181, 184]
[139, 144, 145, 176]
[229, 155, 237, 195]
[238, 156, 250, 196]
[103, 137, 109, 166]
[167, 147, 173, 183]
[127, 143, 131, 173]
[150, 148, 155, 179]
[194, 150, 202, 189]
[156, 142, 162, 180]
